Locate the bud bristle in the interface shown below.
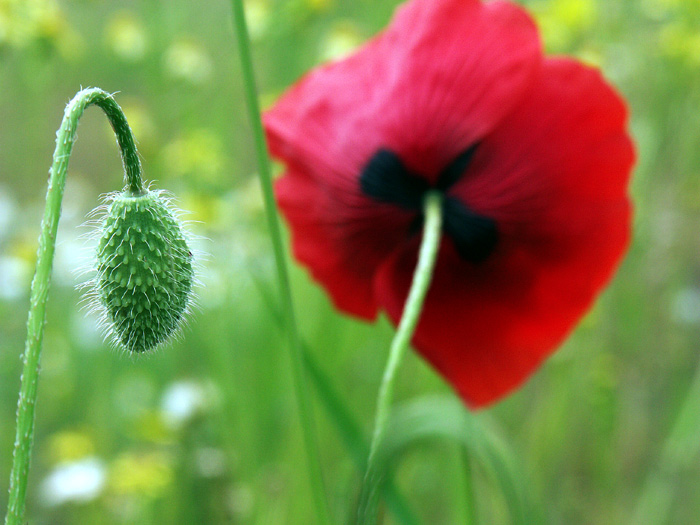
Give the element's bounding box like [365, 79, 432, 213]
[94, 189, 194, 353]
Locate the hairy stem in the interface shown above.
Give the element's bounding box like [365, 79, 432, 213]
[228, 2, 331, 523]
[5, 88, 143, 525]
[358, 191, 444, 524]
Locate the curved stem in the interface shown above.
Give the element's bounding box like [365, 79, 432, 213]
[228, 2, 331, 523]
[358, 191, 444, 524]
[5, 88, 143, 525]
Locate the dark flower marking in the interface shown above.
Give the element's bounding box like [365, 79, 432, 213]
[361, 147, 497, 263]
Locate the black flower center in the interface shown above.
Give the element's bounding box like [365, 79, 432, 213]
[360, 146, 497, 263]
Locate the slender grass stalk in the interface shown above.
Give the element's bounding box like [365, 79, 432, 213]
[633, 361, 700, 523]
[358, 191, 444, 524]
[252, 276, 420, 524]
[5, 88, 143, 525]
[459, 446, 477, 525]
[228, 2, 330, 522]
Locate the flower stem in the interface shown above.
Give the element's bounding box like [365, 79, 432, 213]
[5, 88, 143, 525]
[358, 191, 444, 524]
[228, 2, 330, 523]
[252, 274, 420, 524]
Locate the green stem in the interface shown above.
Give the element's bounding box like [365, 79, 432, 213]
[358, 191, 444, 524]
[5, 88, 143, 525]
[251, 275, 420, 524]
[228, 2, 330, 523]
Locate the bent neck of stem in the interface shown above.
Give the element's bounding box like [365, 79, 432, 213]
[358, 190, 444, 524]
[5, 88, 143, 525]
[63, 88, 144, 193]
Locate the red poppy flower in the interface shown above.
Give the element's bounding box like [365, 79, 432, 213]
[264, 0, 634, 408]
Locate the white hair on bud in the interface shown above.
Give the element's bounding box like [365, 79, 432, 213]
[78, 185, 201, 354]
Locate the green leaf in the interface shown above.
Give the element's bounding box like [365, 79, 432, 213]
[369, 395, 542, 525]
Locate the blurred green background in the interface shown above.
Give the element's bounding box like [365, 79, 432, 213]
[1, 0, 700, 523]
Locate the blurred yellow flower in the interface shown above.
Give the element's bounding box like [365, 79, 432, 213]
[109, 451, 173, 499]
[0, 0, 47, 46]
[130, 410, 173, 444]
[575, 47, 603, 68]
[304, 0, 333, 12]
[179, 192, 222, 225]
[164, 38, 213, 84]
[9, 233, 38, 266]
[319, 21, 364, 62]
[0, 0, 81, 57]
[237, 176, 264, 215]
[659, 22, 700, 64]
[244, 0, 270, 41]
[46, 430, 96, 464]
[161, 128, 225, 184]
[104, 11, 147, 62]
[259, 90, 281, 112]
[532, 0, 598, 52]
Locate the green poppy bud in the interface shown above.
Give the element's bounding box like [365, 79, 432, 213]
[92, 189, 194, 353]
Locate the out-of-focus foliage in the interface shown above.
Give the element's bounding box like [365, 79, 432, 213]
[1, 0, 700, 523]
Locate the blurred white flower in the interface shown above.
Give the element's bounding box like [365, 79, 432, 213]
[0, 256, 31, 301]
[164, 39, 212, 84]
[228, 482, 255, 520]
[70, 310, 104, 351]
[671, 287, 700, 325]
[55, 237, 91, 287]
[195, 447, 227, 478]
[104, 11, 147, 61]
[161, 380, 207, 428]
[0, 185, 16, 242]
[41, 457, 106, 507]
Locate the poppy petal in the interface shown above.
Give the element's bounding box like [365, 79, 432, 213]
[267, 0, 542, 320]
[275, 169, 381, 319]
[266, 0, 541, 178]
[377, 0, 543, 176]
[374, 59, 634, 408]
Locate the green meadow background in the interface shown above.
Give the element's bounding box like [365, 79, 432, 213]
[1, 0, 699, 523]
